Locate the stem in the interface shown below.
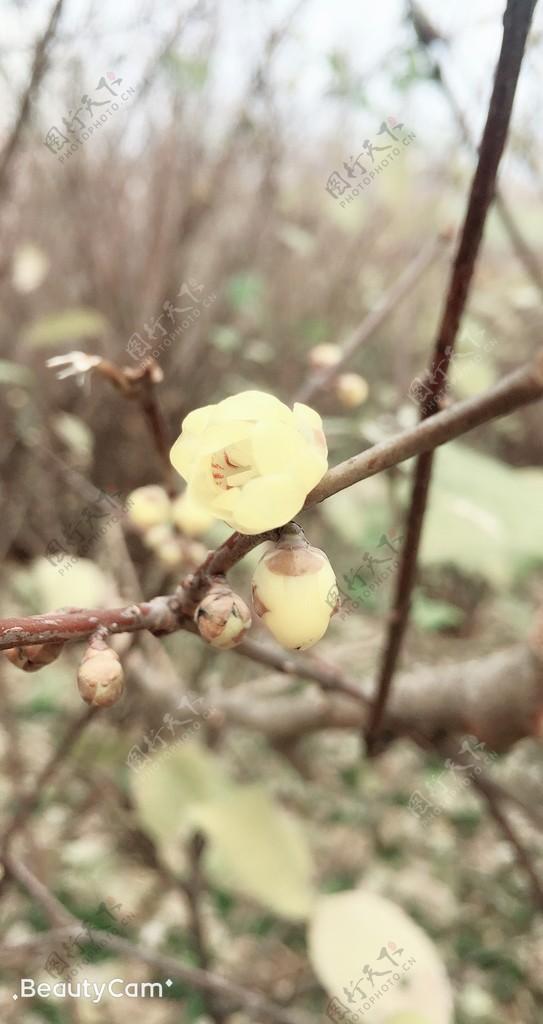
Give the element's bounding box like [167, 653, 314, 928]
[365, 0, 538, 755]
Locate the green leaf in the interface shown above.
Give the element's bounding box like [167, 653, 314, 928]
[224, 272, 264, 313]
[190, 785, 315, 920]
[162, 53, 209, 89]
[0, 359, 35, 386]
[276, 223, 315, 257]
[209, 325, 243, 352]
[411, 594, 464, 633]
[130, 743, 229, 850]
[52, 413, 94, 455]
[421, 443, 543, 585]
[23, 308, 109, 347]
[308, 890, 453, 1023]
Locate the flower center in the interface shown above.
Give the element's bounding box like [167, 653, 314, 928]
[210, 442, 255, 491]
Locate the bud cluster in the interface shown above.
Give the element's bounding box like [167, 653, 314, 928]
[190, 526, 338, 653]
[126, 484, 213, 569]
[308, 344, 369, 408]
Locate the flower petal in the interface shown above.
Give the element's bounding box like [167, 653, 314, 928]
[213, 391, 295, 425]
[181, 404, 214, 437]
[171, 422, 251, 480]
[232, 475, 307, 534]
[250, 420, 304, 475]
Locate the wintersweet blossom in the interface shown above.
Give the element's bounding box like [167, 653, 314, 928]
[169, 391, 328, 534]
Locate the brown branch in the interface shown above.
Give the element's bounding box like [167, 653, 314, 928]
[236, 636, 370, 705]
[2, 855, 312, 1024]
[213, 635, 543, 751]
[48, 355, 175, 494]
[0, 595, 181, 651]
[365, 0, 538, 755]
[2, 347, 543, 653]
[294, 233, 451, 405]
[304, 346, 543, 508]
[0, 0, 65, 195]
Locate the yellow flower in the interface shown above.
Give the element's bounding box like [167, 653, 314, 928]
[252, 528, 337, 650]
[169, 391, 328, 534]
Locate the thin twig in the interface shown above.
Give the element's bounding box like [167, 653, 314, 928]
[184, 832, 227, 1023]
[305, 346, 543, 508]
[0, 0, 65, 194]
[365, 0, 538, 755]
[0, 708, 96, 854]
[436, 739, 543, 911]
[294, 233, 451, 404]
[407, 2, 543, 299]
[2, 856, 312, 1024]
[47, 355, 175, 493]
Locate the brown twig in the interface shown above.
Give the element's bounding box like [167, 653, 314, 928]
[407, 2, 543, 300]
[236, 636, 370, 705]
[2, 346, 543, 652]
[305, 346, 543, 508]
[183, 831, 228, 1023]
[0, 595, 182, 651]
[294, 233, 451, 404]
[365, 0, 538, 755]
[47, 355, 175, 493]
[0, 707, 97, 904]
[436, 739, 543, 911]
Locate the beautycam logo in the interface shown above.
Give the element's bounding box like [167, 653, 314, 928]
[12, 978, 173, 1003]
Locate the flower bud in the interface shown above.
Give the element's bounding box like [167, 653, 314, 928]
[195, 583, 252, 649]
[171, 491, 214, 538]
[335, 372, 369, 408]
[251, 527, 337, 650]
[308, 344, 342, 370]
[127, 485, 172, 530]
[157, 538, 185, 569]
[77, 635, 125, 707]
[144, 523, 175, 551]
[5, 641, 64, 672]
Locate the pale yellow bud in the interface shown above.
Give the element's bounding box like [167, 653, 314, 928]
[157, 538, 184, 569]
[195, 584, 252, 649]
[127, 485, 172, 530]
[5, 641, 64, 672]
[252, 528, 337, 650]
[77, 636, 125, 707]
[335, 372, 369, 408]
[171, 491, 214, 537]
[308, 344, 342, 370]
[144, 524, 175, 550]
